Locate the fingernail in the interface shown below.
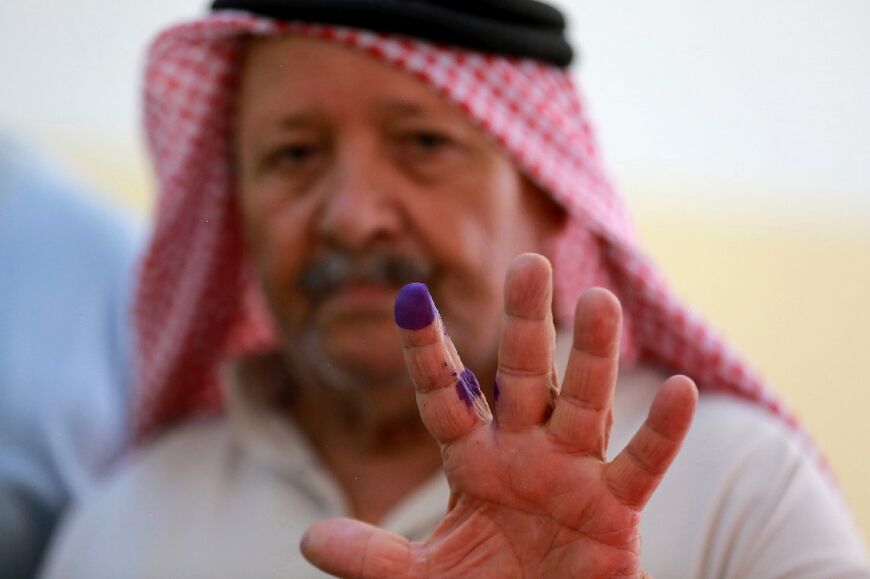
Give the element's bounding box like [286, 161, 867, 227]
[394, 283, 436, 330]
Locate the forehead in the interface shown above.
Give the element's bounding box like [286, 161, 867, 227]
[237, 36, 465, 124]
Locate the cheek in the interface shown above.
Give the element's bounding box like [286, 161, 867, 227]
[447, 176, 531, 278]
[415, 167, 524, 266]
[240, 190, 315, 317]
[409, 194, 504, 290]
[407, 179, 525, 354]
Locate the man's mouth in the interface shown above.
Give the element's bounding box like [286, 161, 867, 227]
[299, 251, 435, 311]
[308, 280, 408, 328]
[324, 282, 397, 310]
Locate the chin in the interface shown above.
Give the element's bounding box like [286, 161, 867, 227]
[294, 322, 408, 392]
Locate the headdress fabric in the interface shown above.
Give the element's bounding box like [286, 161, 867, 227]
[135, 12, 818, 474]
[210, 0, 575, 67]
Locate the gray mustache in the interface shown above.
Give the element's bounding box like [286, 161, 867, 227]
[299, 252, 434, 300]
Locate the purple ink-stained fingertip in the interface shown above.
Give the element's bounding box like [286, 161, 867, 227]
[394, 283, 436, 330]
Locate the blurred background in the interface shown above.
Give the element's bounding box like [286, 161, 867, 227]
[1, 0, 868, 545]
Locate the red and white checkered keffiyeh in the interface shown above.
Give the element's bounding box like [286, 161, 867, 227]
[135, 12, 819, 468]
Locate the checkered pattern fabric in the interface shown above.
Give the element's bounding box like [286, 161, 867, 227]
[135, 13, 820, 473]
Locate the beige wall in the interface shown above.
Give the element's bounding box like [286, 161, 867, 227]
[635, 206, 870, 545]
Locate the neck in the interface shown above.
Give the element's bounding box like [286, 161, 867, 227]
[291, 377, 445, 523]
[238, 351, 497, 522]
[291, 376, 429, 452]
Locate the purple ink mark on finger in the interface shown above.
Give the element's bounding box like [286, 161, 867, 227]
[456, 368, 482, 407]
[493, 379, 500, 403]
[394, 283, 436, 330]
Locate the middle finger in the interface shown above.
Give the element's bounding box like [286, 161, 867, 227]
[493, 253, 559, 432]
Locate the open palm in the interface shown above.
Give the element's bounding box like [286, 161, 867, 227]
[302, 254, 697, 578]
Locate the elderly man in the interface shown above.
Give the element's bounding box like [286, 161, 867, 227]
[41, 1, 868, 577]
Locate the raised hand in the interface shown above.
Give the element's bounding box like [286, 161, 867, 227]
[301, 253, 697, 578]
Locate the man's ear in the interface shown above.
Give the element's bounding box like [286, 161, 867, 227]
[520, 176, 569, 256]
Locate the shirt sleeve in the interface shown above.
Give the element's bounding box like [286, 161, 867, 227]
[637, 392, 870, 578]
[710, 420, 868, 578]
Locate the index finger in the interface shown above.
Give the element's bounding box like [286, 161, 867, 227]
[395, 283, 491, 444]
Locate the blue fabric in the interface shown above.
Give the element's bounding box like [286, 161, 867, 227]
[0, 135, 142, 579]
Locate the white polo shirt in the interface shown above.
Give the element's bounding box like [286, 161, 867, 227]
[40, 355, 869, 578]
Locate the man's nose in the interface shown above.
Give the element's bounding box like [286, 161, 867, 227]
[315, 156, 403, 251]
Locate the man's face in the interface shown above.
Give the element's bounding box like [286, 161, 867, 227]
[235, 37, 563, 393]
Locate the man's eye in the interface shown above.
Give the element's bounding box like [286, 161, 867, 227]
[277, 143, 317, 163]
[392, 129, 466, 174]
[406, 131, 452, 151]
[263, 142, 321, 171]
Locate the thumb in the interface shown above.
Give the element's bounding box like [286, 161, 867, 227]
[301, 517, 420, 578]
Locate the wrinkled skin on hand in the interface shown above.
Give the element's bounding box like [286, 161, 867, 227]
[301, 254, 697, 578]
